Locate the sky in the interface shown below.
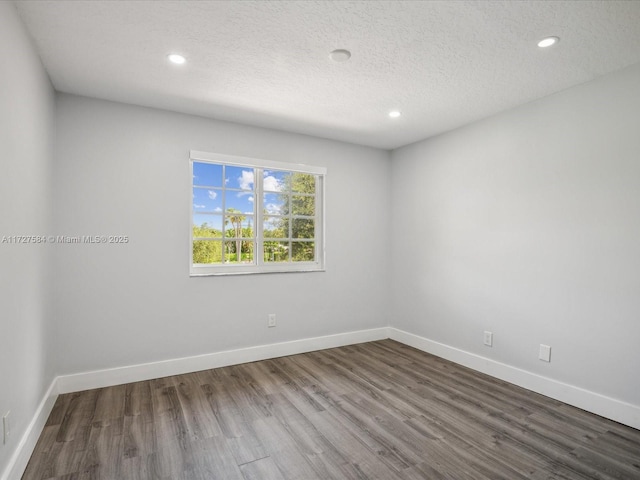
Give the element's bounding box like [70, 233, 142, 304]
[192, 162, 290, 231]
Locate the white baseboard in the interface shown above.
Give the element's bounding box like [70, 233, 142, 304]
[56, 327, 390, 394]
[388, 327, 640, 430]
[3, 327, 389, 480]
[1, 379, 58, 480]
[5, 325, 639, 480]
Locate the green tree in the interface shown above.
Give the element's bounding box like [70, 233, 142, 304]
[192, 222, 222, 264]
[241, 220, 254, 261]
[278, 173, 316, 261]
[225, 208, 246, 262]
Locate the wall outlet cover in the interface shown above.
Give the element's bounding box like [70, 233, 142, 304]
[539, 344, 552, 362]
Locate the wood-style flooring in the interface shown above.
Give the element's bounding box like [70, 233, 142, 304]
[23, 340, 640, 479]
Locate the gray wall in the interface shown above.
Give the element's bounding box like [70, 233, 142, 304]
[391, 62, 640, 406]
[52, 93, 391, 375]
[0, 1, 55, 472]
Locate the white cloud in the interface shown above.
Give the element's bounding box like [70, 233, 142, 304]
[208, 190, 217, 200]
[238, 170, 254, 190]
[193, 204, 206, 209]
[263, 175, 282, 192]
[214, 207, 222, 212]
[265, 203, 281, 214]
[264, 216, 280, 229]
[248, 196, 254, 203]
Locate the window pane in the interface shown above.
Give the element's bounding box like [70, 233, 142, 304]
[225, 166, 254, 190]
[224, 214, 254, 238]
[193, 162, 223, 187]
[263, 170, 289, 192]
[292, 242, 315, 262]
[291, 195, 315, 216]
[264, 216, 286, 238]
[224, 240, 254, 264]
[193, 240, 222, 264]
[193, 214, 223, 237]
[243, 242, 255, 263]
[291, 173, 315, 193]
[292, 218, 314, 239]
[264, 193, 285, 215]
[193, 187, 223, 213]
[264, 241, 290, 262]
[225, 193, 255, 214]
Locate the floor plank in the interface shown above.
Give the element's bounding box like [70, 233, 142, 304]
[23, 340, 640, 479]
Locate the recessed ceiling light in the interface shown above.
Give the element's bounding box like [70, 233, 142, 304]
[329, 49, 351, 62]
[537, 36, 559, 48]
[389, 110, 401, 118]
[167, 53, 186, 64]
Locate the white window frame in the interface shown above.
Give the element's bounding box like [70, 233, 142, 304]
[190, 150, 326, 276]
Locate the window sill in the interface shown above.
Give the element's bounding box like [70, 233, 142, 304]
[190, 264, 326, 276]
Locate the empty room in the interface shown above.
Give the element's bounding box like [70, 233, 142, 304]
[1, 0, 640, 479]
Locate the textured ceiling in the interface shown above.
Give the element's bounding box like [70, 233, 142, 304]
[14, 0, 640, 150]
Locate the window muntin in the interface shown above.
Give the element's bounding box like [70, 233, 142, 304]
[190, 151, 325, 275]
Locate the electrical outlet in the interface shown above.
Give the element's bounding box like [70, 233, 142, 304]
[539, 344, 551, 362]
[483, 331, 493, 347]
[268, 313, 276, 328]
[3, 411, 10, 445]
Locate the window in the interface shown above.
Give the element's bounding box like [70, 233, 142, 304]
[190, 150, 326, 275]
